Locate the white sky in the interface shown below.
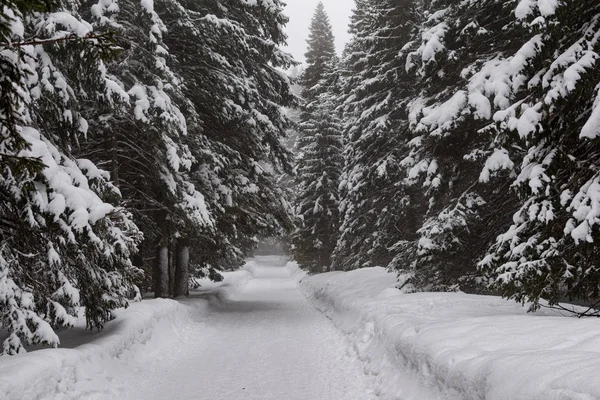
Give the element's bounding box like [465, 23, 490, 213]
[282, 0, 355, 64]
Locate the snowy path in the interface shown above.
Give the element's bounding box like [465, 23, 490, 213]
[119, 257, 375, 400]
[5, 259, 600, 400]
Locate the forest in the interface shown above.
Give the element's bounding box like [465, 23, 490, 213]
[2, 0, 600, 360]
[293, 0, 600, 316]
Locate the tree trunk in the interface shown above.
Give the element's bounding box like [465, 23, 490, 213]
[168, 237, 176, 296]
[154, 241, 170, 298]
[154, 208, 172, 298]
[174, 239, 190, 298]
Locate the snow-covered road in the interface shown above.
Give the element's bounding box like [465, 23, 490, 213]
[6, 257, 598, 400]
[119, 257, 375, 400]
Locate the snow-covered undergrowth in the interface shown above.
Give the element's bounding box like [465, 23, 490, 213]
[300, 267, 600, 400]
[0, 263, 270, 400]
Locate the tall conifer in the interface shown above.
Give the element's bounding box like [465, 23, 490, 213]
[292, 3, 343, 272]
[332, 0, 422, 272]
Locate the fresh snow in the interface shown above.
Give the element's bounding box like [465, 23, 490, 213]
[301, 267, 600, 400]
[516, 0, 560, 20]
[0, 257, 375, 400]
[3, 258, 600, 400]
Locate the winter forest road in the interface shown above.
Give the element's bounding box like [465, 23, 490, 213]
[120, 256, 376, 400]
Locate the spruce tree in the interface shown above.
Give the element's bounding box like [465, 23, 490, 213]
[301, 2, 336, 99]
[0, 0, 298, 355]
[390, 0, 529, 291]
[480, 0, 600, 312]
[157, 0, 296, 273]
[0, 0, 141, 354]
[293, 60, 344, 272]
[304, 0, 600, 311]
[292, 3, 343, 272]
[332, 0, 422, 272]
[83, 0, 213, 298]
[393, 0, 600, 307]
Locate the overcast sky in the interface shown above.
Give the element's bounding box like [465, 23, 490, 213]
[282, 0, 355, 64]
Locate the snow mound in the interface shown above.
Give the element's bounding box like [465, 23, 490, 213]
[286, 261, 307, 282]
[0, 299, 196, 400]
[301, 267, 600, 400]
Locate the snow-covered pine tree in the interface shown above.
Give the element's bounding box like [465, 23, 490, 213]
[293, 60, 344, 272]
[393, 0, 533, 291]
[82, 0, 213, 297]
[273, 67, 303, 258]
[0, 0, 142, 354]
[300, 2, 336, 99]
[292, 3, 343, 272]
[479, 0, 600, 312]
[332, 0, 423, 272]
[156, 0, 296, 274]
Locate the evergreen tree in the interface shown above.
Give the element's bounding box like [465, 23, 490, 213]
[157, 0, 296, 273]
[0, 0, 141, 354]
[480, 0, 600, 312]
[301, 2, 336, 99]
[292, 3, 343, 272]
[390, 0, 600, 309]
[83, 0, 213, 298]
[332, 0, 422, 272]
[390, 0, 528, 291]
[293, 60, 344, 272]
[0, 0, 298, 354]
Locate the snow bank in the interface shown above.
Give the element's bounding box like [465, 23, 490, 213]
[301, 267, 600, 400]
[286, 261, 307, 281]
[0, 298, 196, 400]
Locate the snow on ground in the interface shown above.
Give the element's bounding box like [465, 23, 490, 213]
[0, 297, 194, 400]
[0, 256, 376, 400]
[300, 267, 600, 400]
[5, 258, 597, 400]
[118, 256, 375, 400]
[0, 262, 256, 400]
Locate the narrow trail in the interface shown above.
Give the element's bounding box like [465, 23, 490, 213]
[120, 256, 376, 400]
